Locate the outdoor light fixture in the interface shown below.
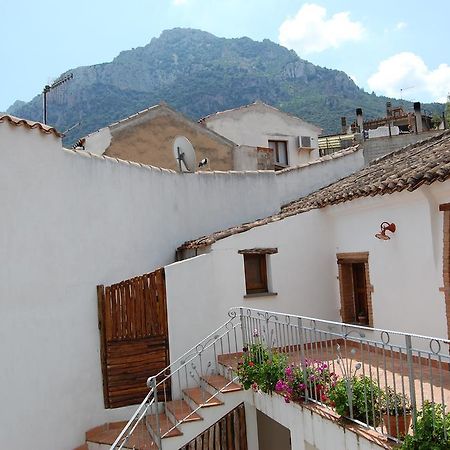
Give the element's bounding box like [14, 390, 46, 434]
[375, 222, 396, 240]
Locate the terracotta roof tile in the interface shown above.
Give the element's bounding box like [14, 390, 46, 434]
[0, 114, 62, 137]
[179, 130, 450, 251]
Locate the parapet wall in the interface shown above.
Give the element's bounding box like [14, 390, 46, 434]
[362, 130, 442, 164]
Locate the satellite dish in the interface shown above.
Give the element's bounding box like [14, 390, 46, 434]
[172, 136, 197, 172]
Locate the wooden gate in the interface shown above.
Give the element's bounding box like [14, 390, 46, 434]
[97, 268, 170, 408]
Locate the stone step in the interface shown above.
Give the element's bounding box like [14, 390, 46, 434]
[183, 387, 224, 408]
[165, 399, 203, 425]
[85, 421, 156, 449]
[202, 374, 242, 394]
[147, 412, 183, 439]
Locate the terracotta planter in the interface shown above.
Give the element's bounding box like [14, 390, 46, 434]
[382, 413, 412, 438]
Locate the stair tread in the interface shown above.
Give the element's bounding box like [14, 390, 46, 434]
[147, 412, 183, 438]
[183, 387, 224, 407]
[85, 421, 156, 449]
[165, 399, 203, 422]
[202, 375, 242, 393]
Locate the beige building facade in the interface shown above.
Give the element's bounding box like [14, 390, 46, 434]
[77, 103, 236, 171]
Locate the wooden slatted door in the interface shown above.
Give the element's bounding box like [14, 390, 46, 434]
[97, 268, 170, 408]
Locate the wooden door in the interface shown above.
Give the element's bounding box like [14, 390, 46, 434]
[97, 268, 170, 408]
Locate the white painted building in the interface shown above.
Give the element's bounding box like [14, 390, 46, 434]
[3, 112, 448, 449]
[0, 113, 361, 450]
[200, 101, 322, 169]
[172, 131, 450, 356]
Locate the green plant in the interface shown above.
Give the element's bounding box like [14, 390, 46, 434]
[236, 341, 287, 394]
[329, 376, 383, 426]
[402, 401, 450, 449]
[382, 387, 411, 416]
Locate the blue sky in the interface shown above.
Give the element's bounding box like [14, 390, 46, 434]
[1, 0, 449, 111]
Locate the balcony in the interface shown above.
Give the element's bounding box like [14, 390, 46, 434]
[101, 308, 449, 449]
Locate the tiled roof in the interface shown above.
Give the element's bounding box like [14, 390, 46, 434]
[178, 130, 450, 251]
[0, 114, 62, 137]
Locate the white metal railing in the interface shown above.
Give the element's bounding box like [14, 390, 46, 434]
[111, 307, 450, 448]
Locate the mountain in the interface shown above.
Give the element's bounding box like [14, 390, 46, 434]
[6, 28, 443, 144]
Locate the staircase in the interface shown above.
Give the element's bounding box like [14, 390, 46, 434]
[84, 311, 247, 449]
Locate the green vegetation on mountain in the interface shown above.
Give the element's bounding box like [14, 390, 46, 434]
[7, 28, 444, 144]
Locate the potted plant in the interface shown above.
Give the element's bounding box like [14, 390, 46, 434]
[402, 401, 450, 449]
[357, 310, 368, 325]
[275, 359, 338, 404]
[329, 375, 383, 426]
[236, 336, 287, 394]
[381, 387, 412, 438]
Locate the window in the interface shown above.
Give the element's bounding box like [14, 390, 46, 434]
[239, 248, 278, 297]
[243, 254, 268, 294]
[300, 136, 312, 148]
[268, 140, 288, 167]
[337, 253, 373, 327]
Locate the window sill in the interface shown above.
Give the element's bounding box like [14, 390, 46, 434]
[244, 292, 278, 299]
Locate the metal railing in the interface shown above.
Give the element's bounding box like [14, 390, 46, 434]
[110, 310, 243, 449]
[111, 308, 450, 448]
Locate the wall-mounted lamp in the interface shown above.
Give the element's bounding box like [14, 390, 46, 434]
[375, 222, 396, 240]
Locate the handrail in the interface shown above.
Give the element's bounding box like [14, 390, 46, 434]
[161, 375, 241, 438]
[149, 310, 239, 387]
[112, 307, 450, 448]
[110, 387, 155, 449]
[231, 307, 450, 344]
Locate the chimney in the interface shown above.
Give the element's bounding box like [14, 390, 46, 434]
[414, 102, 422, 134]
[386, 101, 393, 137]
[386, 101, 392, 118]
[356, 108, 363, 133]
[341, 116, 347, 134]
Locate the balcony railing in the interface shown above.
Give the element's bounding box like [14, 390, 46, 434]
[111, 308, 450, 448]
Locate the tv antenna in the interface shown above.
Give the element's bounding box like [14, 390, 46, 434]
[172, 136, 197, 172]
[42, 73, 73, 124]
[400, 85, 415, 103]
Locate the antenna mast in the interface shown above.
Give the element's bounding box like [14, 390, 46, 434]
[42, 73, 73, 124]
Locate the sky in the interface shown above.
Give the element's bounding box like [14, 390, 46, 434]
[1, 0, 449, 112]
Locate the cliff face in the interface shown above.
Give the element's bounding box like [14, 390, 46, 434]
[7, 28, 442, 144]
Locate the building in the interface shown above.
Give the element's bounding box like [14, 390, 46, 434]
[319, 102, 444, 164]
[0, 113, 361, 450]
[94, 129, 450, 450]
[75, 103, 236, 171]
[200, 101, 323, 170]
[1, 113, 449, 449]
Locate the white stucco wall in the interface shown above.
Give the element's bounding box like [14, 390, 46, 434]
[83, 126, 112, 154]
[165, 209, 339, 361]
[252, 390, 386, 449]
[204, 103, 321, 167]
[329, 183, 448, 339]
[276, 148, 364, 205]
[166, 181, 449, 364]
[234, 145, 259, 171]
[0, 123, 281, 450]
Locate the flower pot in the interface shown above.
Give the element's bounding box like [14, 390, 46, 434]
[357, 314, 367, 325]
[382, 413, 412, 438]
